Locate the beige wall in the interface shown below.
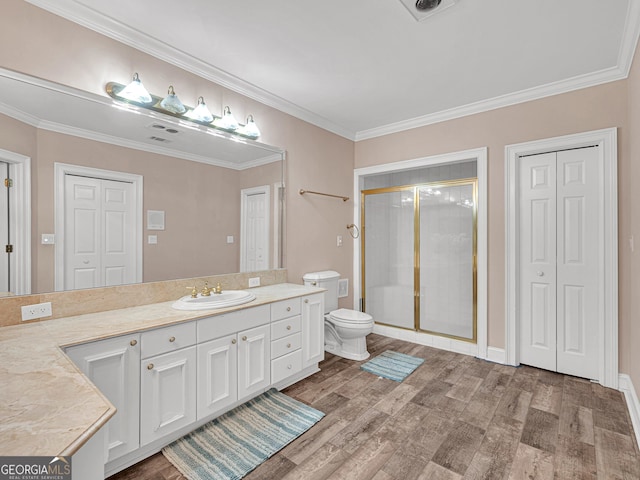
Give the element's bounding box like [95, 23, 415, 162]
[0, 0, 355, 305]
[356, 82, 632, 375]
[625, 43, 640, 396]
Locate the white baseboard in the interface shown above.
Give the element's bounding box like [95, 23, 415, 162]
[618, 374, 640, 449]
[486, 346, 506, 364]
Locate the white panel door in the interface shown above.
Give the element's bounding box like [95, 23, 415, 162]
[237, 324, 270, 400]
[241, 186, 270, 272]
[519, 152, 557, 372]
[556, 147, 599, 379]
[197, 334, 238, 420]
[65, 334, 141, 463]
[64, 175, 136, 290]
[0, 162, 9, 293]
[301, 293, 325, 368]
[140, 346, 197, 446]
[519, 147, 600, 380]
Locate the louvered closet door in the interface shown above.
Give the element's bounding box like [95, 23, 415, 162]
[519, 146, 600, 380]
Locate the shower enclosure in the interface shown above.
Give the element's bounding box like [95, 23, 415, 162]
[362, 164, 477, 342]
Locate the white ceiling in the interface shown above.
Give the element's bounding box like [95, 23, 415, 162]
[25, 0, 640, 140]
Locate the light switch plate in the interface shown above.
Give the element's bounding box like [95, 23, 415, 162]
[248, 277, 260, 288]
[21, 302, 52, 321]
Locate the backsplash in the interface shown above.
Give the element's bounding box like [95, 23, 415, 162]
[0, 269, 288, 327]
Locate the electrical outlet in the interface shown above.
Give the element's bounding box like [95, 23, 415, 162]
[248, 277, 261, 288]
[21, 302, 53, 321]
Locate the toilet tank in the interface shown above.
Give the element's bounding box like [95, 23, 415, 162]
[303, 270, 340, 313]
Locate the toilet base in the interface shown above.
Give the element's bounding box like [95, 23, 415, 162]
[324, 328, 371, 361]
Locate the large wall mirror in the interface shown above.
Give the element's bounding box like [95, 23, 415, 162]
[0, 69, 285, 296]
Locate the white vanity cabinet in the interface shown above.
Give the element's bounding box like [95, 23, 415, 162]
[65, 334, 141, 463]
[301, 293, 325, 369]
[139, 322, 197, 446]
[197, 305, 270, 420]
[270, 298, 303, 384]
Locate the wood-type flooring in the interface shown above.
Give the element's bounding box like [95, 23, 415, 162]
[108, 334, 640, 480]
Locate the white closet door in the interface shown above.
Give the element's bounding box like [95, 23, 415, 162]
[64, 175, 136, 290]
[556, 147, 599, 379]
[0, 162, 8, 293]
[519, 152, 557, 372]
[519, 147, 600, 380]
[241, 188, 270, 272]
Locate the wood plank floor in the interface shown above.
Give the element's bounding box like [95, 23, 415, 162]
[108, 334, 640, 480]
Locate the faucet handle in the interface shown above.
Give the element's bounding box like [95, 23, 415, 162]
[215, 282, 222, 294]
[201, 281, 213, 297]
[186, 286, 198, 298]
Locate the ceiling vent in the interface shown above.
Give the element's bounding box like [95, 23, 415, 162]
[146, 122, 181, 135]
[398, 0, 456, 21]
[148, 136, 171, 143]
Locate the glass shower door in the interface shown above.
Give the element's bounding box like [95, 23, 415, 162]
[362, 187, 415, 330]
[419, 181, 476, 340]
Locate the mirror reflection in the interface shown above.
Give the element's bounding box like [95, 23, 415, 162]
[0, 70, 285, 296]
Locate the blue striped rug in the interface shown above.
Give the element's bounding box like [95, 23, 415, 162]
[360, 350, 425, 382]
[162, 388, 324, 480]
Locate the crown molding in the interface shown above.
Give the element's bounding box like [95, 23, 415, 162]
[25, 0, 356, 140]
[25, 0, 640, 143]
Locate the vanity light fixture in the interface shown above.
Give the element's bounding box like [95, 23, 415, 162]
[106, 74, 262, 139]
[238, 114, 261, 139]
[186, 96, 214, 123]
[214, 106, 239, 131]
[115, 73, 152, 104]
[160, 85, 186, 114]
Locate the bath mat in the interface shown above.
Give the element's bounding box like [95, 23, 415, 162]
[360, 350, 425, 382]
[162, 388, 324, 480]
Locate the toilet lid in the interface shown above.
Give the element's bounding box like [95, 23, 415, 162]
[329, 308, 373, 324]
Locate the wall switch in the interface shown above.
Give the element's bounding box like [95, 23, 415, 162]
[21, 302, 52, 321]
[337, 235, 343, 247]
[41, 234, 55, 245]
[227, 235, 235, 244]
[248, 277, 261, 288]
[148, 235, 158, 244]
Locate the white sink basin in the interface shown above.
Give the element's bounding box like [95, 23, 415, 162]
[172, 290, 256, 310]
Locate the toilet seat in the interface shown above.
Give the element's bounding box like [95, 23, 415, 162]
[329, 308, 373, 325]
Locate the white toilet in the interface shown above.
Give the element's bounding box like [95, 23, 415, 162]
[303, 271, 374, 361]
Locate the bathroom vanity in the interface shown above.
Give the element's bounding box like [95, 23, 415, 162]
[0, 283, 324, 479]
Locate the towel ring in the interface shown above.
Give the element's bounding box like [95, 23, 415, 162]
[346, 224, 360, 239]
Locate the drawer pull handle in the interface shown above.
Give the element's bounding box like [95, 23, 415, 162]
[231, 339, 237, 345]
[242, 336, 248, 341]
[286, 325, 292, 330]
[147, 363, 154, 370]
[169, 336, 176, 342]
[286, 307, 291, 312]
[130, 339, 137, 346]
[287, 343, 291, 348]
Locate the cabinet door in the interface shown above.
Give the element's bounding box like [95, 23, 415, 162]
[197, 334, 238, 420]
[65, 334, 140, 463]
[140, 346, 196, 446]
[237, 324, 270, 400]
[302, 293, 325, 368]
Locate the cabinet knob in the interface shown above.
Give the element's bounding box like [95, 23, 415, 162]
[130, 339, 137, 346]
[305, 299, 309, 304]
[287, 343, 291, 348]
[287, 364, 292, 370]
[286, 307, 291, 312]
[536, 271, 544, 277]
[286, 325, 292, 330]
[147, 363, 154, 370]
[242, 336, 248, 341]
[169, 336, 176, 342]
[231, 339, 237, 344]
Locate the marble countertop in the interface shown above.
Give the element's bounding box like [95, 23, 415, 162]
[0, 283, 323, 457]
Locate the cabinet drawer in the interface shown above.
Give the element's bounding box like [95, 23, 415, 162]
[141, 322, 197, 359]
[198, 305, 270, 343]
[271, 315, 301, 341]
[271, 332, 301, 359]
[271, 350, 302, 384]
[271, 298, 301, 321]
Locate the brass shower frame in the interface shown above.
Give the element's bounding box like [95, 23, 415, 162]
[361, 177, 478, 343]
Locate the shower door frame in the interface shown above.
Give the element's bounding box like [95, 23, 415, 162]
[353, 147, 488, 360]
[361, 178, 478, 343]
